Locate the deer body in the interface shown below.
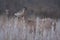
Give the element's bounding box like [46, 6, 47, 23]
[40, 18, 56, 32]
[39, 18, 56, 40]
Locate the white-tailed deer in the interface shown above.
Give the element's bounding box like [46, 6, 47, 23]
[39, 18, 56, 40]
[39, 18, 56, 31]
[35, 17, 57, 40]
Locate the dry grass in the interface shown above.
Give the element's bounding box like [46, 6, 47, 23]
[0, 15, 59, 40]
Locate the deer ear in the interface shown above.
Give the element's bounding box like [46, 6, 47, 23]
[24, 7, 27, 10]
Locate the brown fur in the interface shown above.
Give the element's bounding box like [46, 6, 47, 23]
[39, 18, 56, 32]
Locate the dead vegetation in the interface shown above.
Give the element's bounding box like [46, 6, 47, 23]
[0, 13, 58, 40]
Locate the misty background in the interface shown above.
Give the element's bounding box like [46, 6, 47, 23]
[0, 0, 60, 18]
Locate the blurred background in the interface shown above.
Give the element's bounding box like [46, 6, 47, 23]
[0, 0, 60, 40]
[0, 0, 60, 18]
